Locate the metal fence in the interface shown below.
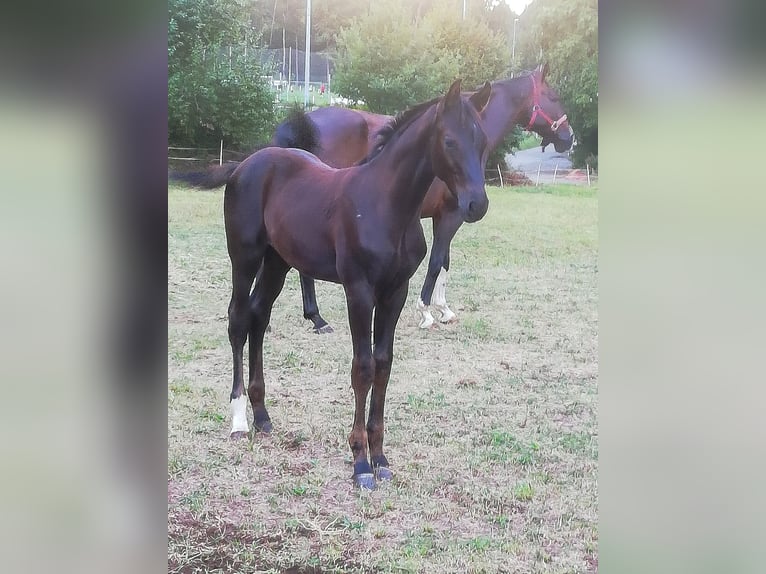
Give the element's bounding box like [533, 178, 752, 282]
[169, 148, 597, 187]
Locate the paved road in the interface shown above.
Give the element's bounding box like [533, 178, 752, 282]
[505, 145, 578, 185]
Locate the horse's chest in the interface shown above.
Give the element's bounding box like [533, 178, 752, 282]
[362, 230, 424, 281]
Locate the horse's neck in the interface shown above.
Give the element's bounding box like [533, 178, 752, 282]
[483, 77, 533, 149]
[365, 108, 438, 224]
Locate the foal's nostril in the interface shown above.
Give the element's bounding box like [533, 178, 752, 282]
[465, 197, 488, 222]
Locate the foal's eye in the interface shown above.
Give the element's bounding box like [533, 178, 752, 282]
[445, 138, 457, 150]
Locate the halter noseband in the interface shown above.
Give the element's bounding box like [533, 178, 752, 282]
[526, 74, 568, 133]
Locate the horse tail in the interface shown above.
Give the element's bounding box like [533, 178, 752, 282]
[169, 162, 240, 189]
[272, 105, 321, 153]
[170, 107, 319, 190]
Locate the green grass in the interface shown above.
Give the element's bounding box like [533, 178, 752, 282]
[168, 184, 598, 573]
[274, 87, 334, 108]
[516, 132, 542, 151]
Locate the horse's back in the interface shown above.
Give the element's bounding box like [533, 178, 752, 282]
[226, 147, 335, 221]
[307, 107, 382, 167]
[354, 110, 393, 150]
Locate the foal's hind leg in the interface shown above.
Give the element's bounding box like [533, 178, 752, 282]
[248, 248, 291, 433]
[368, 281, 409, 482]
[299, 273, 333, 334]
[228, 256, 262, 439]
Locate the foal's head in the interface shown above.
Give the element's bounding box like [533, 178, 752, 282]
[432, 79, 492, 223]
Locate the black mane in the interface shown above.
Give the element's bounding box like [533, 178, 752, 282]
[356, 96, 442, 166]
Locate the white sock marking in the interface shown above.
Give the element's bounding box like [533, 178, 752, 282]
[417, 298, 435, 329]
[432, 268, 456, 323]
[230, 395, 249, 434]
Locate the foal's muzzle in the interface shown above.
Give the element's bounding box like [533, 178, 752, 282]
[460, 191, 489, 223]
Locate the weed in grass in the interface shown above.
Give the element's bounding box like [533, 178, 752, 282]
[406, 390, 446, 410]
[291, 485, 308, 496]
[169, 382, 192, 395]
[461, 317, 492, 340]
[180, 486, 208, 513]
[338, 517, 365, 532]
[170, 348, 195, 364]
[402, 532, 436, 558]
[560, 431, 596, 458]
[281, 350, 300, 369]
[280, 430, 308, 450]
[514, 482, 535, 501]
[198, 410, 225, 423]
[467, 536, 493, 552]
[493, 515, 511, 528]
[484, 430, 540, 466]
[168, 455, 188, 477]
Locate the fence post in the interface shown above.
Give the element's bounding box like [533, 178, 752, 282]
[497, 164, 504, 188]
[586, 163, 591, 186]
[553, 163, 559, 185]
[219, 140, 224, 166]
[536, 163, 541, 186]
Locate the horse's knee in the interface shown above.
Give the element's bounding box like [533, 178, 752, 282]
[366, 418, 384, 436]
[352, 355, 375, 385]
[373, 349, 391, 371]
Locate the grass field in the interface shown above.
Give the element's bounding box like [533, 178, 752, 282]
[168, 183, 598, 573]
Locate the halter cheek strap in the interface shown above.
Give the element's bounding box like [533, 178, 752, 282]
[526, 75, 568, 133]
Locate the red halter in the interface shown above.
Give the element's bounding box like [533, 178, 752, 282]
[526, 74, 568, 133]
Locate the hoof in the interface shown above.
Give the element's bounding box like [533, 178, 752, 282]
[229, 431, 249, 440]
[418, 316, 435, 329]
[353, 473, 376, 491]
[313, 324, 334, 334]
[375, 466, 393, 481]
[254, 420, 273, 434]
[439, 315, 457, 324]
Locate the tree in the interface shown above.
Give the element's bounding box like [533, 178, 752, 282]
[169, 0, 276, 149]
[333, 1, 509, 114]
[515, 0, 598, 168]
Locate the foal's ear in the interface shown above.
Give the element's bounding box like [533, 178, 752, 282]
[443, 79, 463, 111]
[469, 81, 492, 113]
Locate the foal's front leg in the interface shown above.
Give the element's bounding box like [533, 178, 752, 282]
[368, 281, 409, 481]
[344, 283, 376, 490]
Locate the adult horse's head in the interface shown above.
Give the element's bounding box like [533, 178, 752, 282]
[433, 79, 492, 223]
[524, 63, 573, 153]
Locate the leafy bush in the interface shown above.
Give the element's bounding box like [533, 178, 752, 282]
[169, 0, 276, 150]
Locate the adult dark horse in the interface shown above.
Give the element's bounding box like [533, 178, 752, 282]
[224, 80, 491, 489]
[299, 64, 573, 330]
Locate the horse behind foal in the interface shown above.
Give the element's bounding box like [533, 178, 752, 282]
[225, 79, 491, 490]
[297, 64, 573, 331]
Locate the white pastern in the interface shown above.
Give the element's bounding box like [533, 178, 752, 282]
[417, 299, 435, 329]
[432, 268, 457, 323]
[230, 395, 249, 434]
